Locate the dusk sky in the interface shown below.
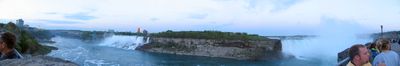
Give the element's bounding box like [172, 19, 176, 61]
[0, 0, 399, 35]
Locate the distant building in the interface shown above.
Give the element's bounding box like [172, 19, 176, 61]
[143, 29, 148, 35]
[16, 19, 24, 28]
[137, 27, 141, 33]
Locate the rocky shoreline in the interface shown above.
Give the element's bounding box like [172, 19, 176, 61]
[0, 55, 78, 66]
[136, 37, 283, 60]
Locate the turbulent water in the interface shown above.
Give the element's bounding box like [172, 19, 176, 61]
[46, 35, 371, 66]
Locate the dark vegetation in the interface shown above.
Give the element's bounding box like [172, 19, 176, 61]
[151, 30, 269, 41]
[114, 31, 147, 36]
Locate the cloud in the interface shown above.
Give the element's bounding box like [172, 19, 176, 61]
[188, 13, 208, 19]
[270, 0, 302, 12]
[193, 21, 234, 30]
[36, 19, 82, 24]
[1, 0, 400, 35]
[44, 12, 58, 15]
[244, 0, 302, 12]
[64, 12, 97, 21]
[150, 18, 159, 22]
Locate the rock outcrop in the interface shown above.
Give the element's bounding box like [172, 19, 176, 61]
[0, 55, 78, 66]
[136, 37, 282, 60]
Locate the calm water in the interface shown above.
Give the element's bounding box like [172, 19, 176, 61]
[46, 35, 371, 66]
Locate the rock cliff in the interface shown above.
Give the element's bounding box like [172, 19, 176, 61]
[136, 37, 282, 60]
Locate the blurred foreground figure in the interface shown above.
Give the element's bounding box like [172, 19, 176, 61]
[347, 44, 372, 66]
[372, 39, 400, 66]
[0, 32, 23, 60]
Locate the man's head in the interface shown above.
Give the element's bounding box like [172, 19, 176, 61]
[349, 44, 370, 65]
[0, 32, 16, 50]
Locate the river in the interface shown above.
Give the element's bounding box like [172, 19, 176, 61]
[46, 35, 371, 66]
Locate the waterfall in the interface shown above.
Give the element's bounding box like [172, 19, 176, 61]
[98, 35, 147, 50]
[145, 37, 150, 44]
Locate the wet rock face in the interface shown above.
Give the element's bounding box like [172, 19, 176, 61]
[136, 37, 282, 60]
[0, 56, 78, 66]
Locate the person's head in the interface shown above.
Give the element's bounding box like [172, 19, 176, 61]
[349, 44, 370, 65]
[0, 32, 16, 50]
[367, 42, 377, 49]
[376, 39, 390, 51]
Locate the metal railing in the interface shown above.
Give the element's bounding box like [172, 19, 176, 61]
[337, 57, 349, 66]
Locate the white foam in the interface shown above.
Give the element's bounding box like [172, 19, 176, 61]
[48, 46, 89, 63]
[98, 35, 147, 50]
[83, 59, 121, 66]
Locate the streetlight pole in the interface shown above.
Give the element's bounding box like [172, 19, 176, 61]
[381, 25, 383, 38]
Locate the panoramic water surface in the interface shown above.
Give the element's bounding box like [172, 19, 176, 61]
[46, 35, 371, 66]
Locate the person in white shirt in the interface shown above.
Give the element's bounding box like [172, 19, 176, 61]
[372, 39, 400, 66]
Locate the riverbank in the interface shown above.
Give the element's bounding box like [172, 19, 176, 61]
[0, 55, 78, 66]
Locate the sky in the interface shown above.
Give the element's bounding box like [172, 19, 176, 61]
[0, 0, 399, 35]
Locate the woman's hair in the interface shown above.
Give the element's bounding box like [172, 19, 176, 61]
[0, 32, 16, 49]
[376, 39, 390, 50]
